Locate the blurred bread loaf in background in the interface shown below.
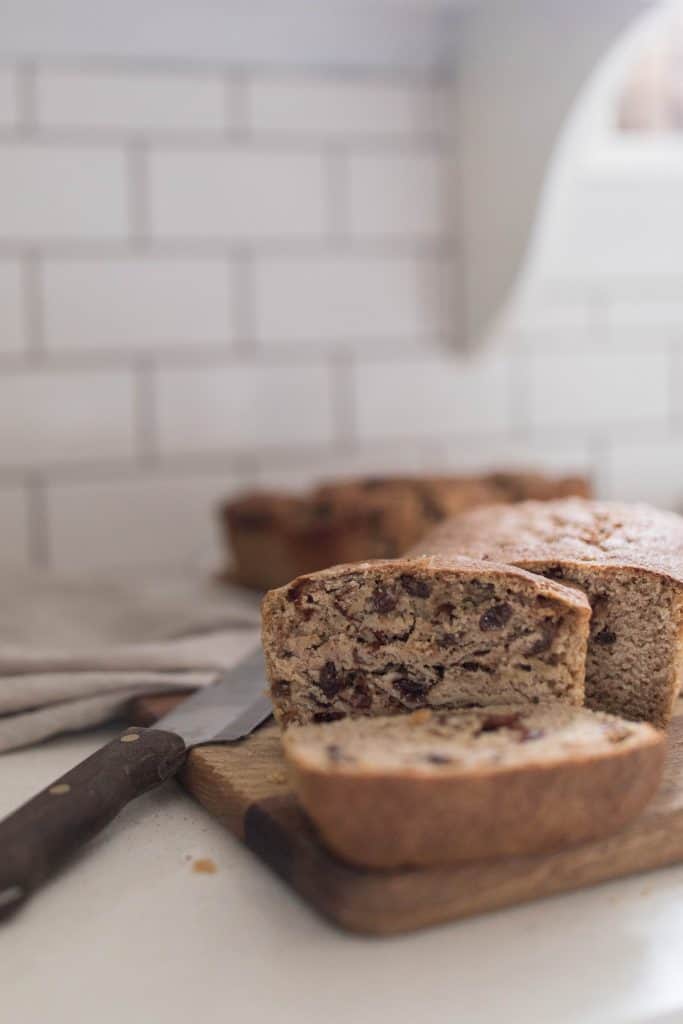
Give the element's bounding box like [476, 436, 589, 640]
[221, 470, 592, 591]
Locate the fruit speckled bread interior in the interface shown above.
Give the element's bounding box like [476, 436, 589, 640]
[283, 704, 665, 868]
[262, 556, 590, 727]
[411, 499, 683, 727]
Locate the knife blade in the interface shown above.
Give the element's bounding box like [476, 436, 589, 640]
[0, 645, 272, 922]
[157, 646, 272, 745]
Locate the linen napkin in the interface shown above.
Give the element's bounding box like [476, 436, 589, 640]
[0, 569, 262, 753]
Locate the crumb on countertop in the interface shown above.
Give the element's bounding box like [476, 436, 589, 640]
[192, 857, 217, 874]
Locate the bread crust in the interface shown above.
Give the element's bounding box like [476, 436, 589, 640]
[264, 553, 593, 613]
[410, 498, 683, 583]
[284, 716, 665, 868]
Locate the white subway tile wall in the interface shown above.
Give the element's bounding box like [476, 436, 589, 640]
[0, 144, 128, 240]
[252, 255, 441, 344]
[148, 148, 327, 239]
[43, 258, 235, 353]
[0, 261, 25, 354]
[529, 349, 671, 429]
[347, 153, 442, 237]
[156, 363, 335, 454]
[247, 77, 433, 138]
[354, 353, 511, 440]
[46, 473, 248, 572]
[0, 67, 18, 127]
[605, 437, 683, 508]
[0, 60, 680, 572]
[36, 69, 228, 135]
[0, 369, 136, 468]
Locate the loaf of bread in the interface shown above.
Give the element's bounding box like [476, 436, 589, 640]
[222, 488, 422, 592]
[413, 499, 683, 727]
[223, 470, 591, 591]
[314, 474, 504, 529]
[262, 555, 591, 728]
[283, 704, 664, 868]
[484, 471, 591, 503]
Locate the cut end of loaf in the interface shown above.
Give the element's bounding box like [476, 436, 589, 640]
[262, 556, 590, 728]
[284, 703, 663, 777]
[283, 704, 665, 868]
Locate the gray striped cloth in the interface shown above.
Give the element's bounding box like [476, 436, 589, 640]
[0, 569, 261, 752]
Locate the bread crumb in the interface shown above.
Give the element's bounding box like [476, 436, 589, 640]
[409, 709, 432, 725]
[267, 770, 287, 784]
[192, 857, 217, 874]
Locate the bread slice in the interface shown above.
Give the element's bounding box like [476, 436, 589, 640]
[412, 499, 683, 727]
[283, 704, 665, 868]
[262, 556, 591, 728]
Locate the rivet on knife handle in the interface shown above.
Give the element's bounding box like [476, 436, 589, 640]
[0, 727, 187, 921]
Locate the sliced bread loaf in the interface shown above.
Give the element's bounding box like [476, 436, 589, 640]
[411, 499, 683, 727]
[262, 555, 590, 728]
[283, 704, 665, 868]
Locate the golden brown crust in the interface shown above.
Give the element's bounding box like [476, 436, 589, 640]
[266, 554, 593, 615]
[410, 499, 683, 583]
[284, 709, 665, 868]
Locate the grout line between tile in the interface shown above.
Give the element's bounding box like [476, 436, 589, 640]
[16, 60, 37, 134]
[0, 127, 442, 153]
[230, 249, 256, 353]
[324, 144, 351, 246]
[126, 139, 149, 245]
[0, 238, 448, 259]
[1, 57, 433, 83]
[23, 251, 45, 361]
[329, 349, 357, 450]
[134, 359, 159, 464]
[25, 472, 50, 567]
[507, 344, 531, 438]
[226, 70, 250, 139]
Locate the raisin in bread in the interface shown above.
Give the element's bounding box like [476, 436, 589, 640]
[222, 470, 592, 591]
[262, 556, 590, 728]
[412, 499, 683, 727]
[283, 704, 665, 868]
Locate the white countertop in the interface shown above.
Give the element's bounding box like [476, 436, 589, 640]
[3, 728, 683, 1024]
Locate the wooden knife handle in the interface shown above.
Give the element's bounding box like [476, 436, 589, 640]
[0, 727, 187, 921]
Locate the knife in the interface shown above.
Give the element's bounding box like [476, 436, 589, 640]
[0, 646, 272, 921]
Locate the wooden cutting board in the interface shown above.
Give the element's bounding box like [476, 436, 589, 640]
[131, 696, 683, 936]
